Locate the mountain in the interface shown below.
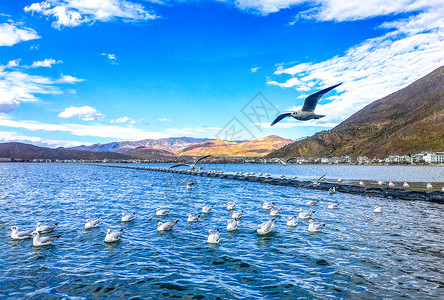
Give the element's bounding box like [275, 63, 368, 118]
[179, 135, 293, 157]
[68, 137, 214, 153]
[123, 147, 176, 159]
[267, 65, 444, 159]
[0, 142, 132, 161]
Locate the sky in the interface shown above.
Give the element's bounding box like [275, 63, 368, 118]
[0, 0, 443, 148]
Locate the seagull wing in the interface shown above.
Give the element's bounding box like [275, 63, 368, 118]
[170, 164, 190, 169]
[17, 231, 32, 238]
[302, 83, 342, 112]
[271, 113, 292, 126]
[286, 157, 298, 163]
[194, 155, 212, 166]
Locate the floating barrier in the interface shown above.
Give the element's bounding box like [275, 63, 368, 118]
[98, 165, 444, 203]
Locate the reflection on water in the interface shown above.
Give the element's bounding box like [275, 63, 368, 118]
[0, 163, 443, 299]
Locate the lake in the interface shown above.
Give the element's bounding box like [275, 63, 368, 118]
[1, 163, 443, 299]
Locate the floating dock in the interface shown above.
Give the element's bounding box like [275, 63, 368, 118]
[100, 165, 444, 203]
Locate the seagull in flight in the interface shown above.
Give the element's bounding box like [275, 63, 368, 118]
[169, 155, 212, 170]
[271, 83, 342, 126]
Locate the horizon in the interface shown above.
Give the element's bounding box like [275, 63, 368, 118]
[1, 1, 443, 148]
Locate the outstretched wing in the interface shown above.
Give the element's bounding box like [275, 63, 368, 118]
[170, 164, 190, 169]
[302, 83, 342, 112]
[271, 113, 292, 126]
[286, 157, 298, 163]
[194, 155, 212, 165]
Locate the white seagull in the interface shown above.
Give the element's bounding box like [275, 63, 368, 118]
[427, 182, 433, 189]
[270, 83, 342, 125]
[85, 217, 100, 229]
[257, 219, 277, 235]
[226, 202, 236, 211]
[207, 229, 221, 244]
[202, 204, 213, 214]
[36, 222, 58, 234]
[329, 187, 336, 194]
[378, 180, 385, 186]
[226, 219, 239, 232]
[169, 155, 212, 170]
[156, 208, 171, 216]
[231, 210, 243, 219]
[286, 217, 298, 227]
[104, 229, 123, 243]
[305, 200, 319, 206]
[122, 212, 136, 222]
[270, 208, 282, 217]
[338, 178, 342, 183]
[186, 182, 196, 189]
[308, 219, 325, 233]
[262, 201, 275, 210]
[403, 182, 410, 188]
[32, 231, 61, 247]
[388, 181, 395, 188]
[359, 181, 365, 186]
[9, 226, 32, 240]
[277, 157, 297, 166]
[374, 205, 383, 213]
[157, 220, 179, 231]
[298, 209, 315, 219]
[187, 215, 200, 222]
[327, 203, 339, 209]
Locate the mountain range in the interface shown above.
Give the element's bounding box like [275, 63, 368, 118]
[267, 65, 444, 159]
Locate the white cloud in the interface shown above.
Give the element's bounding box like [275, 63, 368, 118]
[28, 58, 62, 68]
[250, 66, 261, 73]
[111, 116, 135, 124]
[58, 106, 104, 121]
[56, 74, 84, 83]
[0, 23, 40, 47]
[101, 52, 116, 60]
[232, 0, 304, 15]
[0, 131, 86, 148]
[267, 2, 444, 125]
[158, 118, 171, 123]
[25, 0, 158, 29]
[6, 59, 20, 68]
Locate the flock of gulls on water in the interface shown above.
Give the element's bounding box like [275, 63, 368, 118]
[8, 179, 389, 246]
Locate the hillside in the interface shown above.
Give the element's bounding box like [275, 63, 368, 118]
[123, 147, 177, 159]
[267, 66, 444, 159]
[179, 135, 293, 157]
[0, 142, 132, 161]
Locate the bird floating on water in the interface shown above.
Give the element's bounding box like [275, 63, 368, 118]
[270, 83, 342, 126]
[427, 183, 433, 189]
[187, 215, 200, 222]
[32, 231, 61, 247]
[36, 222, 58, 234]
[85, 217, 100, 229]
[378, 180, 385, 186]
[122, 212, 135, 222]
[403, 182, 410, 188]
[257, 219, 277, 235]
[308, 220, 325, 233]
[226, 202, 236, 211]
[104, 229, 123, 243]
[287, 217, 298, 227]
[157, 220, 179, 231]
[202, 204, 213, 214]
[262, 201, 275, 210]
[270, 208, 282, 217]
[169, 155, 212, 170]
[388, 181, 395, 188]
[338, 178, 342, 183]
[9, 226, 32, 240]
[327, 203, 339, 209]
[359, 181, 365, 186]
[226, 219, 239, 232]
[207, 229, 220, 244]
[231, 210, 243, 219]
[186, 182, 196, 189]
[305, 200, 319, 206]
[329, 187, 336, 194]
[299, 209, 315, 219]
[156, 208, 171, 216]
[374, 206, 383, 213]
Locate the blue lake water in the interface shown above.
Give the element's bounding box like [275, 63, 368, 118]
[1, 163, 444, 299]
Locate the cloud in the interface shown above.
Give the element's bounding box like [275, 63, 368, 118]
[232, 0, 304, 15]
[56, 74, 84, 83]
[250, 66, 261, 73]
[0, 116, 169, 140]
[101, 52, 116, 60]
[24, 0, 158, 29]
[58, 106, 104, 121]
[266, 2, 444, 125]
[158, 118, 171, 123]
[0, 23, 40, 47]
[28, 58, 62, 68]
[0, 130, 86, 148]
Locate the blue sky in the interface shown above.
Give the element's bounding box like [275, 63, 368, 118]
[0, 0, 443, 147]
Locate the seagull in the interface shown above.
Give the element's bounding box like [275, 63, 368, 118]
[169, 155, 212, 170]
[32, 231, 61, 247]
[427, 182, 433, 189]
[305, 200, 319, 206]
[308, 219, 325, 233]
[226, 219, 239, 232]
[305, 174, 326, 187]
[157, 220, 179, 231]
[156, 208, 171, 216]
[9, 226, 32, 240]
[442, 186, 444, 193]
[359, 181, 365, 186]
[277, 157, 297, 166]
[262, 201, 275, 210]
[374, 205, 383, 213]
[388, 181, 395, 188]
[36, 222, 58, 234]
[270, 83, 342, 126]
[202, 204, 213, 214]
[327, 203, 339, 209]
[122, 212, 136, 222]
[403, 182, 410, 188]
[280, 174, 285, 178]
[187, 215, 200, 222]
[226, 202, 236, 211]
[104, 229, 123, 243]
[270, 208, 282, 217]
[287, 216, 298, 227]
[329, 187, 336, 194]
[231, 210, 243, 219]
[337, 178, 342, 183]
[257, 219, 277, 235]
[378, 180, 385, 186]
[292, 176, 297, 179]
[85, 217, 100, 229]
[299, 209, 315, 219]
[186, 182, 196, 189]
[207, 229, 220, 244]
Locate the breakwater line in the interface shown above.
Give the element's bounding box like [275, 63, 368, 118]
[99, 164, 444, 203]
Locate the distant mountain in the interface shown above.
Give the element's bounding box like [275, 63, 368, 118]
[68, 137, 214, 153]
[0, 142, 132, 161]
[179, 135, 293, 157]
[267, 65, 444, 159]
[123, 147, 176, 159]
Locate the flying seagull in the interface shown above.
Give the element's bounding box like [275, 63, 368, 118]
[169, 155, 212, 170]
[271, 83, 342, 126]
[277, 157, 298, 165]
